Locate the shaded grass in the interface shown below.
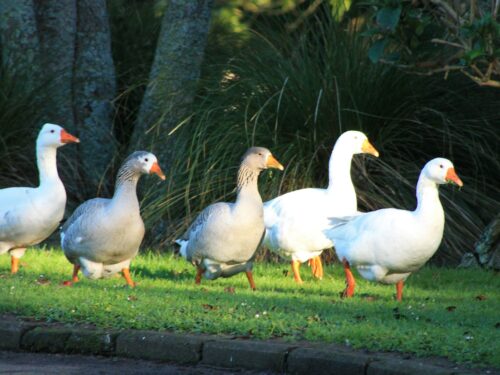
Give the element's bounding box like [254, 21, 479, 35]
[1, 248, 498, 367]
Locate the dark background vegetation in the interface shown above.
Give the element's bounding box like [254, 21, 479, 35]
[0, 0, 499, 265]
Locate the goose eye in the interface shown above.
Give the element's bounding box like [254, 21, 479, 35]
[439, 164, 444, 169]
[354, 136, 358, 139]
[50, 129, 55, 134]
[258, 153, 262, 156]
[145, 158, 149, 162]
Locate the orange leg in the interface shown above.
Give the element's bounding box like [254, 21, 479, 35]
[396, 280, 404, 302]
[308, 258, 317, 275]
[308, 256, 323, 279]
[62, 265, 81, 286]
[195, 267, 203, 285]
[342, 259, 356, 298]
[10, 256, 20, 274]
[291, 260, 303, 284]
[122, 268, 135, 288]
[72, 264, 80, 282]
[245, 271, 256, 290]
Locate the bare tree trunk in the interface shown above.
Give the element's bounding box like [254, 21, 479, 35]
[35, 0, 76, 131]
[34, 0, 80, 199]
[129, 0, 213, 167]
[73, 0, 117, 196]
[0, 0, 40, 89]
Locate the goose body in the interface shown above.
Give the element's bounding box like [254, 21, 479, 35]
[263, 131, 378, 283]
[177, 147, 283, 289]
[326, 158, 463, 300]
[0, 123, 79, 273]
[61, 151, 165, 286]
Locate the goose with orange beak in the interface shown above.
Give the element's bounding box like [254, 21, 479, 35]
[176, 147, 284, 290]
[61, 151, 165, 287]
[263, 130, 379, 284]
[325, 158, 463, 301]
[0, 123, 79, 273]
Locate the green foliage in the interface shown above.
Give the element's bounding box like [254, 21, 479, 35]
[363, 0, 500, 86]
[1, 249, 499, 367]
[141, 7, 500, 264]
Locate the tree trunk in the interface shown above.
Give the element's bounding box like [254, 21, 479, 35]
[35, 0, 77, 131]
[0, 0, 40, 89]
[129, 0, 213, 168]
[34, 0, 80, 199]
[73, 0, 117, 196]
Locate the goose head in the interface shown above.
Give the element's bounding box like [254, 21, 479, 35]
[337, 130, 379, 157]
[422, 158, 463, 187]
[241, 147, 284, 172]
[37, 123, 80, 148]
[127, 151, 166, 180]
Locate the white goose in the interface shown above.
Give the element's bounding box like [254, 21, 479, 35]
[0, 123, 79, 273]
[263, 131, 378, 284]
[61, 151, 165, 287]
[176, 147, 283, 290]
[326, 158, 463, 301]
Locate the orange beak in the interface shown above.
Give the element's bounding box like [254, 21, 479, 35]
[150, 161, 166, 180]
[60, 129, 80, 144]
[361, 139, 379, 157]
[266, 154, 284, 171]
[445, 168, 463, 187]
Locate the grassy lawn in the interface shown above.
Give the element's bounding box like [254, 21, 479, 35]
[0, 248, 498, 368]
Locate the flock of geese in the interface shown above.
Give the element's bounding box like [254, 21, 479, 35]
[0, 123, 463, 301]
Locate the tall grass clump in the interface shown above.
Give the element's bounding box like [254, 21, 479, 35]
[143, 6, 500, 264]
[0, 67, 49, 189]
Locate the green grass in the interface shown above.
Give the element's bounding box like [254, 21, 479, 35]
[1, 248, 498, 368]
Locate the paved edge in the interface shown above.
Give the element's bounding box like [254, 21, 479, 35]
[0, 318, 496, 375]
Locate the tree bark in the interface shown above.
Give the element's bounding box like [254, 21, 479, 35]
[0, 0, 40, 89]
[129, 0, 213, 167]
[34, 0, 80, 198]
[73, 0, 117, 196]
[35, 0, 76, 131]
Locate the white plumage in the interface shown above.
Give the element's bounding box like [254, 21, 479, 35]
[263, 131, 379, 283]
[325, 157, 463, 301]
[0, 123, 79, 273]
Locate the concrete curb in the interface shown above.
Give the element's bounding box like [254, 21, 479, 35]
[0, 318, 496, 374]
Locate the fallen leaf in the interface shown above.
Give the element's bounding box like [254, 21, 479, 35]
[446, 306, 457, 312]
[36, 276, 50, 285]
[224, 286, 235, 294]
[475, 295, 486, 301]
[127, 295, 138, 301]
[360, 294, 377, 302]
[202, 304, 216, 310]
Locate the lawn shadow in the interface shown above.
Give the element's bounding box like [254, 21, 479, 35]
[133, 264, 195, 282]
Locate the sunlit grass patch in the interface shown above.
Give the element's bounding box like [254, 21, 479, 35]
[0, 248, 498, 367]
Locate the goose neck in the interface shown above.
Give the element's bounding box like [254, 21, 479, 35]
[235, 164, 261, 205]
[415, 174, 443, 219]
[112, 168, 141, 207]
[327, 144, 354, 192]
[36, 144, 61, 186]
